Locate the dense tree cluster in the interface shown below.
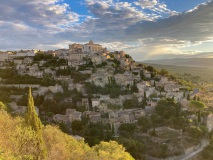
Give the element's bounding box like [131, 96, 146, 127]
[84, 78, 135, 99]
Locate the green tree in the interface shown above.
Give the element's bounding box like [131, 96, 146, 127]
[189, 100, 206, 123]
[25, 87, 47, 159]
[159, 69, 169, 76]
[71, 120, 83, 134]
[155, 98, 180, 119]
[138, 116, 152, 132]
[119, 123, 136, 133]
[187, 126, 203, 139]
[93, 141, 134, 160]
[0, 101, 7, 111]
[197, 96, 200, 101]
[187, 94, 190, 100]
[146, 66, 157, 73]
[142, 91, 147, 107]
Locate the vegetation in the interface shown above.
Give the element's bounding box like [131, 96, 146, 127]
[202, 131, 213, 160]
[33, 53, 67, 67]
[143, 63, 213, 83]
[189, 100, 206, 122]
[56, 66, 75, 76]
[25, 88, 47, 159]
[0, 96, 133, 160]
[123, 96, 140, 109]
[0, 67, 57, 86]
[0, 101, 7, 110]
[84, 78, 132, 98]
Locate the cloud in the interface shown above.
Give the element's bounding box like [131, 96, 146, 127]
[134, 0, 178, 18]
[0, 0, 79, 29]
[135, 0, 158, 8]
[126, 2, 213, 43]
[0, 0, 212, 62]
[0, 0, 80, 50]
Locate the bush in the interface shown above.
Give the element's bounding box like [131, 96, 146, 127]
[0, 101, 7, 110]
[187, 126, 203, 139]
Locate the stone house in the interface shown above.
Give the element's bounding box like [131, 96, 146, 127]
[39, 60, 47, 66]
[44, 68, 56, 76]
[82, 98, 89, 108]
[119, 95, 133, 102]
[91, 98, 100, 108]
[23, 57, 33, 64]
[91, 55, 103, 65]
[44, 93, 54, 100]
[10, 95, 23, 102]
[0, 52, 9, 62]
[145, 87, 156, 97]
[84, 111, 101, 123]
[125, 77, 134, 86]
[145, 105, 155, 114]
[82, 40, 103, 55]
[48, 84, 63, 93]
[207, 113, 213, 132]
[68, 60, 86, 69]
[16, 64, 27, 75]
[55, 49, 70, 58]
[36, 84, 63, 96]
[164, 82, 180, 93]
[75, 83, 85, 93]
[160, 76, 168, 85]
[147, 100, 158, 108]
[53, 114, 68, 123]
[89, 69, 110, 87]
[8, 102, 39, 115]
[107, 98, 123, 106]
[66, 109, 82, 122]
[28, 64, 43, 78]
[133, 109, 145, 119]
[137, 81, 150, 92]
[166, 92, 184, 101]
[117, 111, 135, 123]
[144, 72, 151, 79]
[53, 109, 82, 124]
[13, 59, 23, 65]
[179, 98, 189, 111]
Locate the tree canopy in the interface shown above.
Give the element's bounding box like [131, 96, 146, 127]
[189, 100, 205, 111]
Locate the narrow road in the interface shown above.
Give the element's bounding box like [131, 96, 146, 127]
[179, 139, 209, 160]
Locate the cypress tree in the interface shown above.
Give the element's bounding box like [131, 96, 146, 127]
[25, 87, 47, 159]
[187, 94, 190, 101]
[142, 91, 147, 107]
[197, 96, 200, 101]
[111, 123, 115, 135]
[25, 87, 42, 131]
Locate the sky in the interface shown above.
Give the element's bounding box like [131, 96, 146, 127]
[0, 0, 213, 60]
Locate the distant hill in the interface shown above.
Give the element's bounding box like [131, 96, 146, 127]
[138, 63, 213, 82]
[141, 58, 213, 68]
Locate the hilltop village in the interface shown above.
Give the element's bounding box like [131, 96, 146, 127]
[0, 41, 212, 159]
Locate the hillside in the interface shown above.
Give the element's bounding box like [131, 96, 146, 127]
[140, 63, 213, 83]
[0, 110, 133, 160]
[142, 58, 213, 68]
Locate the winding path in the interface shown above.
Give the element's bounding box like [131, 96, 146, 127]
[178, 139, 209, 160]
